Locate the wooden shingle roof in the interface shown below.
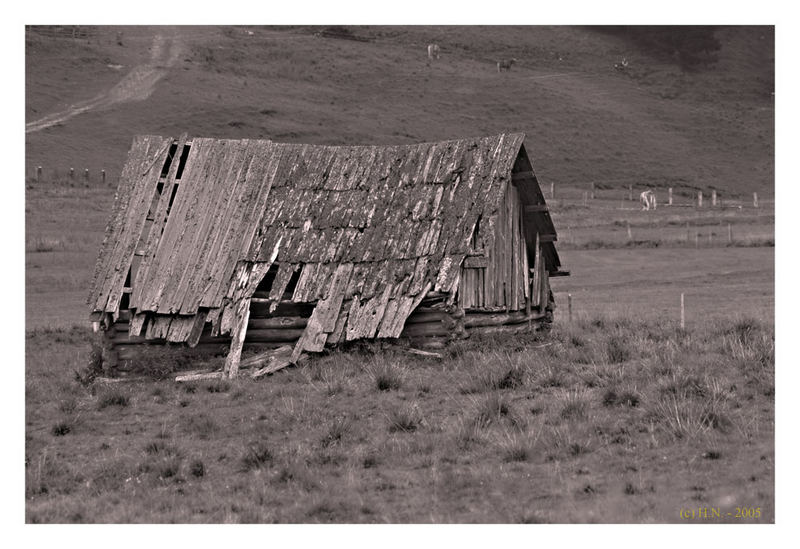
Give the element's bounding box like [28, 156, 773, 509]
[89, 132, 557, 345]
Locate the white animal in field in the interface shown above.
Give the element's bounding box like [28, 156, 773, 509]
[497, 58, 517, 72]
[614, 57, 629, 71]
[640, 190, 657, 211]
[427, 44, 440, 60]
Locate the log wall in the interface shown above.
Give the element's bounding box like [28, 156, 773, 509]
[103, 288, 551, 369]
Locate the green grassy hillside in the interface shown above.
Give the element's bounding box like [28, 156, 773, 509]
[26, 25, 773, 197]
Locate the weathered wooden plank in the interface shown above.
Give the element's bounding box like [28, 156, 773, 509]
[161, 138, 244, 311]
[165, 316, 196, 343]
[325, 303, 351, 345]
[434, 254, 464, 293]
[467, 321, 542, 336]
[223, 297, 251, 378]
[376, 281, 432, 338]
[176, 371, 224, 382]
[291, 263, 353, 359]
[146, 315, 172, 340]
[237, 345, 292, 369]
[90, 136, 160, 310]
[291, 262, 319, 302]
[246, 328, 305, 341]
[136, 138, 231, 311]
[463, 311, 538, 328]
[175, 142, 273, 314]
[532, 232, 542, 308]
[268, 263, 299, 302]
[187, 140, 259, 310]
[99, 136, 174, 314]
[130, 134, 190, 310]
[248, 316, 308, 329]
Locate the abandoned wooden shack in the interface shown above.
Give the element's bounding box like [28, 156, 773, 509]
[88, 133, 568, 377]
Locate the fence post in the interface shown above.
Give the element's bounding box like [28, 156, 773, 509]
[686, 221, 690, 242]
[69, 167, 74, 180]
[83, 168, 89, 184]
[753, 192, 759, 208]
[550, 182, 555, 200]
[697, 191, 703, 208]
[695, 231, 699, 248]
[36, 166, 42, 183]
[629, 184, 633, 201]
[627, 220, 632, 241]
[668, 187, 673, 206]
[101, 169, 106, 186]
[568, 293, 573, 323]
[680, 293, 685, 329]
[582, 191, 587, 207]
[728, 223, 732, 244]
[712, 190, 717, 207]
[590, 182, 595, 200]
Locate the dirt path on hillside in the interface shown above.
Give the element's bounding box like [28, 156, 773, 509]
[26, 34, 185, 133]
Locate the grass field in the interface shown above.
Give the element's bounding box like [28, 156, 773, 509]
[25, 315, 774, 523]
[23, 24, 774, 524]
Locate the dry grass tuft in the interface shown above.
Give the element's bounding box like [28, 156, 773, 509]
[387, 404, 424, 433]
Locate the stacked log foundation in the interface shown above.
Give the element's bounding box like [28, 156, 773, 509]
[102, 289, 553, 369]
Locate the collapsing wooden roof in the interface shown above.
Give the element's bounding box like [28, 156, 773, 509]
[89, 133, 561, 350]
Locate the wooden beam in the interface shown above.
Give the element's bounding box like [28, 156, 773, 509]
[223, 298, 250, 379]
[524, 204, 549, 213]
[538, 233, 557, 242]
[549, 270, 571, 277]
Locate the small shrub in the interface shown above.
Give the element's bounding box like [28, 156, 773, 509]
[51, 422, 71, 436]
[499, 432, 536, 462]
[602, 389, 640, 408]
[241, 441, 274, 471]
[362, 452, 380, 469]
[474, 393, 511, 428]
[320, 416, 352, 447]
[559, 390, 589, 421]
[158, 457, 182, 480]
[97, 389, 129, 410]
[606, 335, 631, 363]
[569, 442, 590, 456]
[388, 404, 423, 433]
[190, 459, 205, 477]
[649, 393, 728, 440]
[455, 417, 482, 449]
[372, 361, 403, 391]
[497, 365, 524, 389]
